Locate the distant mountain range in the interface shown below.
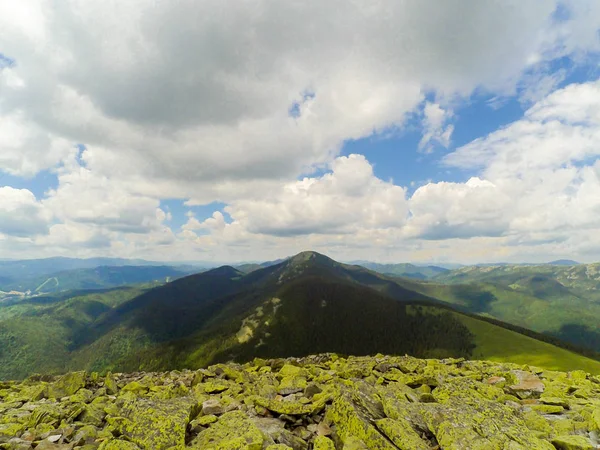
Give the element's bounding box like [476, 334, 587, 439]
[1, 251, 598, 380]
[0, 265, 202, 298]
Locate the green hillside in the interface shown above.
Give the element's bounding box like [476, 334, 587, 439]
[355, 262, 449, 279]
[396, 264, 600, 353]
[0, 286, 151, 380]
[1, 251, 598, 380]
[0, 265, 199, 298]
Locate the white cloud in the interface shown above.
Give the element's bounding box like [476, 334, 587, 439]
[406, 178, 512, 239]
[429, 80, 600, 244]
[0, 187, 49, 237]
[218, 154, 408, 237]
[1, 0, 597, 190]
[0, 1, 599, 261]
[418, 102, 454, 153]
[42, 160, 169, 235]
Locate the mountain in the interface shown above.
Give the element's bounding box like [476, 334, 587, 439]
[1, 251, 599, 380]
[0, 257, 158, 280]
[547, 259, 580, 265]
[235, 257, 292, 273]
[398, 263, 600, 353]
[0, 265, 201, 299]
[3, 354, 600, 449]
[357, 262, 449, 279]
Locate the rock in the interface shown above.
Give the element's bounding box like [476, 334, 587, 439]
[375, 417, 430, 450]
[77, 404, 106, 427]
[46, 372, 86, 399]
[97, 440, 141, 449]
[0, 354, 599, 449]
[191, 410, 264, 449]
[304, 384, 322, 399]
[0, 438, 33, 450]
[34, 442, 72, 450]
[316, 422, 332, 436]
[201, 399, 224, 415]
[0, 424, 26, 444]
[529, 404, 564, 414]
[278, 376, 307, 395]
[487, 376, 506, 385]
[552, 435, 595, 450]
[120, 381, 147, 395]
[325, 394, 397, 449]
[508, 370, 545, 397]
[104, 372, 118, 395]
[199, 381, 229, 394]
[197, 414, 218, 425]
[313, 435, 335, 450]
[71, 425, 97, 446]
[107, 397, 194, 449]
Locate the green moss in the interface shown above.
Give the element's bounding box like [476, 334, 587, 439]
[120, 381, 148, 395]
[551, 435, 595, 450]
[105, 372, 118, 395]
[108, 397, 194, 449]
[325, 394, 397, 449]
[46, 371, 86, 399]
[313, 435, 335, 450]
[375, 417, 430, 450]
[97, 439, 142, 450]
[192, 410, 264, 449]
[199, 381, 229, 394]
[529, 404, 564, 414]
[197, 414, 218, 425]
[277, 375, 307, 394]
[0, 423, 26, 441]
[591, 409, 600, 431]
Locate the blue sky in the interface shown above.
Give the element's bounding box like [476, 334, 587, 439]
[1, 1, 600, 263]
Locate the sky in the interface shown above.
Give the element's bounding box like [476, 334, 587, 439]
[1, 1, 600, 264]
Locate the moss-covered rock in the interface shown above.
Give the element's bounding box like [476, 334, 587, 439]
[551, 435, 595, 450]
[313, 435, 335, 450]
[0, 354, 599, 449]
[108, 397, 194, 449]
[98, 439, 142, 450]
[104, 372, 118, 395]
[191, 410, 264, 449]
[46, 371, 86, 399]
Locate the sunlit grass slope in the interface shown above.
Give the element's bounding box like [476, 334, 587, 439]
[456, 313, 600, 374]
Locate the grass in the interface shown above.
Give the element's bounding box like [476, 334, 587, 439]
[395, 277, 600, 354]
[456, 313, 600, 374]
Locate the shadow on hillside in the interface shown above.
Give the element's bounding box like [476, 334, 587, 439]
[551, 324, 600, 353]
[449, 285, 497, 313]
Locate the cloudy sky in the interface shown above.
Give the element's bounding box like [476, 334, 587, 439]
[1, 0, 600, 264]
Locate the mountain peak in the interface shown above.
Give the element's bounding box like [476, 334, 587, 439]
[202, 265, 241, 277]
[288, 251, 334, 265]
[285, 251, 341, 272]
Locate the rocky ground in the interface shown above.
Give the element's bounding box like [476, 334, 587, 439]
[1, 354, 600, 449]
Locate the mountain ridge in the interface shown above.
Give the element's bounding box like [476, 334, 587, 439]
[2, 251, 600, 380]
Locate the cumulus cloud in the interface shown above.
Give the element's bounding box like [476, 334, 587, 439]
[0, 1, 599, 261]
[406, 178, 512, 239]
[42, 159, 169, 235]
[0, 187, 49, 237]
[431, 80, 600, 242]
[219, 155, 408, 237]
[1, 0, 597, 192]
